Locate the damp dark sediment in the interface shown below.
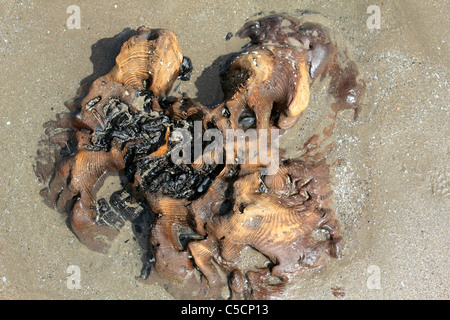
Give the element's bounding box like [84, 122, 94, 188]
[87, 95, 222, 200]
[137, 157, 217, 199]
[86, 98, 169, 153]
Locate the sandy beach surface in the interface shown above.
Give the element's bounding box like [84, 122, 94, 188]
[0, 0, 448, 299]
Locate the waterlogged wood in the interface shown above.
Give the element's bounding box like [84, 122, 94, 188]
[36, 14, 364, 299]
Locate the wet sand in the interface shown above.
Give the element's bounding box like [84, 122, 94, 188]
[0, 0, 448, 299]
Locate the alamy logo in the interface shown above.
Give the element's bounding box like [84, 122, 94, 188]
[66, 5, 81, 30]
[66, 265, 81, 290]
[367, 5, 381, 30]
[366, 265, 382, 290]
[170, 121, 280, 175]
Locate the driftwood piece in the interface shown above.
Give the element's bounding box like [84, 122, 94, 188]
[36, 14, 364, 298]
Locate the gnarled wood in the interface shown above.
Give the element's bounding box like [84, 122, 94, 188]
[36, 14, 364, 299]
